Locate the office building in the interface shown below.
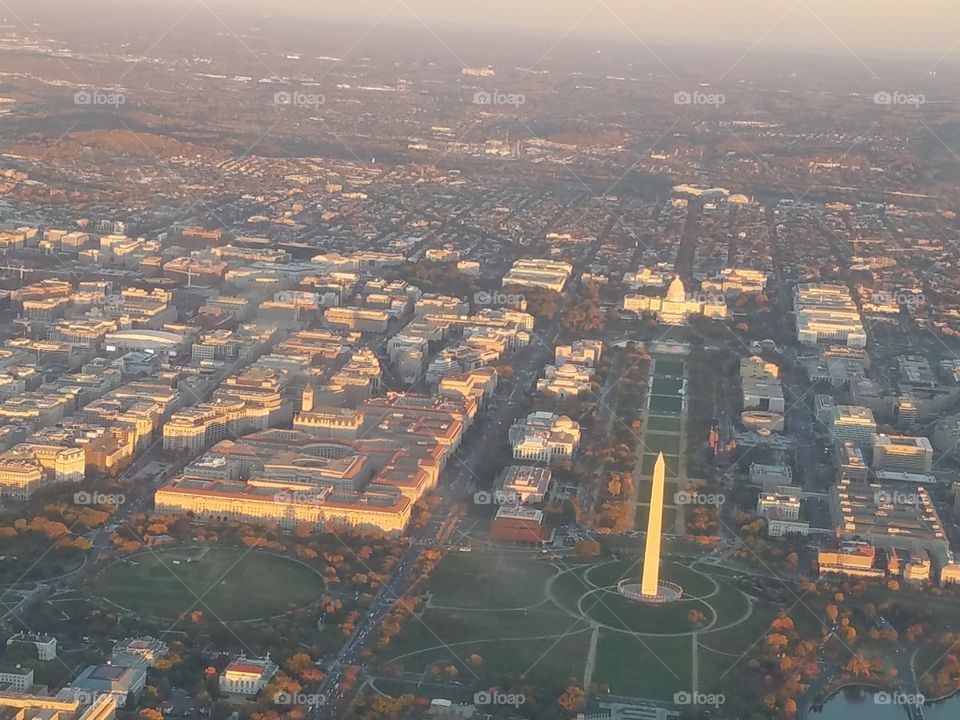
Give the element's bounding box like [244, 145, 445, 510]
[829, 405, 877, 447]
[795, 283, 866, 348]
[501, 259, 573, 293]
[871, 434, 934, 474]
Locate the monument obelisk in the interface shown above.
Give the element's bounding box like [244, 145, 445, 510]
[641, 452, 667, 597]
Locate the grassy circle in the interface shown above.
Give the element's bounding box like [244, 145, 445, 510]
[553, 560, 750, 636]
[586, 560, 717, 598]
[95, 546, 325, 620]
[579, 587, 716, 633]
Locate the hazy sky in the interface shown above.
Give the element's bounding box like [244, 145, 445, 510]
[211, 0, 960, 57]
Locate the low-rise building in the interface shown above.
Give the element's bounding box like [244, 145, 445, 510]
[323, 307, 389, 334]
[0, 443, 85, 499]
[499, 465, 552, 504]
[767, 519, 810, 537]
[536, 363, 594, 399]
[741, 377, 785, 414]
[490, 506, 547, 544]
[6, 632, 57, 661]
[887, 548, 931, 583]
[757, 485, 801, 521]
[818, 541, 883, 577]
[508, 412, 581, 463]
[218, 655, 278, 697]
[69, 664, 146, 708]
[110, 637, 168, 667]
[0, 666, 34, 691]
[501, 258, 573, 293]
[701, 268, 768, 296]
[748, 463, 793, 488]
[555, 340, 603, 367]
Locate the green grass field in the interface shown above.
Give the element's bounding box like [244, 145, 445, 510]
[654, 359, 685, 377]
[649, 395, 683, 414]
[594, 631, 692, 700]
[646, 416, 683, 432]
[427, 552, 557, 609]
[635, 504, 679, 532]
[388, 606, 591, 686]
[651, 376, 684, 396]
[95, 547, 325, 620]
[387, 553, 759, 699]
[642, 433, 682, 455]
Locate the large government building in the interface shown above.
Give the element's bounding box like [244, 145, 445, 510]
[622, 276, 728, 325]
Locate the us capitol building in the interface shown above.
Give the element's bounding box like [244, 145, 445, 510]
[623, 276, 728, 325]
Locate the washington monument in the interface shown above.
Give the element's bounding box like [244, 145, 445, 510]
[641, 452, 667, 597]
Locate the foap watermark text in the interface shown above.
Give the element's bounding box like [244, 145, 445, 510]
[274, 692, 325, 707]
[474, 690, 525, 707]
[874, 691, 925, 706]
[74, 491, 125, 506]
[473, 490, 519, 506]
[674, 90, 725, 107]
[74, 90, 125, 108]
[674, 691, 725, 708]
[473, 90, 525, 107]
[675, 491, 725, 506]
[474, 290, 524, 307]
[274, 90, 325, 108]
[874, 91, 925, 107]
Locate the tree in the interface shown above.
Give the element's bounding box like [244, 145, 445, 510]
[844, 654, 873, 677]
[771, 615, 795, 632]
[300, 668, 324, 683]
[493, 364, 514, 379]
[557, 686, 585, 713]
[574, 540, 601, 557]
[286, 653, 313, 675]
[766, 633, 789, 650]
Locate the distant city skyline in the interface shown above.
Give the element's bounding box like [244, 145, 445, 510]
[200, 0, 960, 57]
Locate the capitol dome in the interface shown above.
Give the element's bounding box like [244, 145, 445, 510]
[666, 276, 686, 302]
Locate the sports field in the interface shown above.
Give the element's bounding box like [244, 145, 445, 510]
[95, 546, 325, 620]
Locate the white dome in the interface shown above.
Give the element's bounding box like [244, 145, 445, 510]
[666, 276, 686, 302]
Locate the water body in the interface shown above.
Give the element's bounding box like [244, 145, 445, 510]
[810, 685, 960, 720]
[809, 686, 905, 719]
[925, 695, 960, 719]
